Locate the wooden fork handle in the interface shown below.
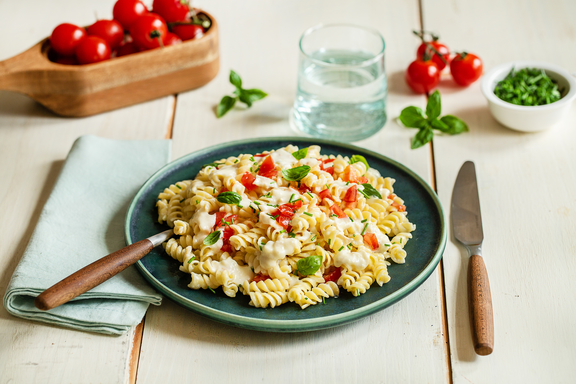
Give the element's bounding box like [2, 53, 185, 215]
[34, 239, 154, 311]
[468, 254, 494, 355]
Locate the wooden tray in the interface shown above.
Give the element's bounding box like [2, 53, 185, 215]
[0, 12, 219, 117]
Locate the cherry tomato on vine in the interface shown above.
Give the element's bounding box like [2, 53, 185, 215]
[129, 13, 168, 50]
[416, 41, 450, 70]
[116, 42, 138, 57]
[113, 0, 148, 30]
[450, 52, 483, 86]
[163, 32, 182, 46]
[87, 19, 124, 50]
[74, 36, 111, 64]
[152, 0, 190, 23]
[171, 23, 204, 41]
[54, 56, 78, 65]
[405, 59, 440, 94]
[50, 23, 87, 57]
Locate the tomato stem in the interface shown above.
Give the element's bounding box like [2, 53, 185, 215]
[424, 42, 449, 65]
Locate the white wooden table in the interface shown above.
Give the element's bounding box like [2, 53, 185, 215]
[1, 0, 575, 383]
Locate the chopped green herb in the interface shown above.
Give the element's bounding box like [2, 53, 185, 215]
[250, 156, 255, 162]
[180, 199, 185, 203]
[346, 181, 349, 186]
[328, 239, 331, 246]
[361, 223, 369, 235]
[209, 287, 216, 294]
[196, 199, 200, 204]
[176, 184, 182, 189]
[254, 201, 261, 206]
[322, 297, 325, 304]
[311, 234, 317, 241]
[338, 246, 345, 251]
[279, 229, 286, 234]
[303, 212, 313, 217]
[288, 232, 296, 238]
[289, 193, 295, 203]
[187, 256, 196, 264]
[494, 67, 563, 106]
[234, 159, 239, 163]
[361, 219, 367, 223]
[347, 243, 353, 250]
[306, 191, 314, 198]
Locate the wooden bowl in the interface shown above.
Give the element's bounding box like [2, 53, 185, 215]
[0, 12, 219, 117]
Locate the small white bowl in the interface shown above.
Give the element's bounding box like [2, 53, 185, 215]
[481, 61, 576, 132]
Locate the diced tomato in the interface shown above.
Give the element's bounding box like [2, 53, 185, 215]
[330, 204, 347, 219]
[319, 188, 334, 201]
[253, 274, 271, 282]
[214, 212, 226, 228]
[241, 172, 257, 191]
[286, 225, 293, 233]
[325, 167, 335, 176]
[342, 165, 368, 184]
[343, 185, 358, 202]
[293, 200, 303, 209]
[358, 176, 369, 183]
[323, 158, 335, 164]
[222, 226, 234, 239]
[363, 232, 379, 250]
[392, 202, 406, 212]
[257, 155, 277, 178]
[276, 214, 292, 229]
[299, 184, 311, 194]
[253, 153, 268, 157]
[220, 226, 235, 253]
[323, 266, 341, 283]
[272, 201, 303, 229]
[215, 214, 238, 228]
[388, 194, 396, 200]
[319, 159, 335, 175]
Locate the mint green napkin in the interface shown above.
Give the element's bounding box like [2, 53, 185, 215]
[3, 135, 169, 335]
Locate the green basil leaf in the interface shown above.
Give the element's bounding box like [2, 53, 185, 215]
[399, 106, 428, 128]
[217, 191, 242, 205]
[296, 255, 323, 275]
[440, 115, 469, 134]
[292, 147, 308, 160]
[411, 127, 434, 149]
[350, 155, 369, 170]
[216, 95, 236, 118]
[203, 230, 221, 246]
[426, 90, 442, 120]
[229, 70, 242, 89]
[360, 183, 382, 199]
[282, 165, 311, 182]
[430, 118, 450, 132]
[238, 88, 268, 108]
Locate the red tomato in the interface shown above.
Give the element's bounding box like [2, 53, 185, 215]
[87, 20, 124, 50]
[342, 165, 367, 184]
[215, 213, 238, 228]
[330, 204, 347, 219]
[171, 23, 204, 41]
[253, 274, 271, 283]
[257, 155, 277, 178]
[343, 185, 358, 202]
[276, 214, 292, 229]
[75, 36, 111, 64]
[116, 42, 138, 57]
[416, 41, 450, 70]
[54, 56, 78, 65]
[214, 212, 226, 228]
[50, 23, 87, 57]
[391, 202, 407, 212]
[152, 0, 190, 23]
[222, 226, 234, 239]
[163, 32, 182, 46]
[323, 266, 341, 283]
[450, 53, 483, 86]
[240, 172, 257, 191]
[272, 201, 302, 229]
[405, 59, 440, 94]
[318, 189, 334, 201]
[130, 13, 168, 50]
[298, 184, 311, 194]
[113, 0, 149, 30]
[363, 233, 379, 250]
[319, 159, 335, 175]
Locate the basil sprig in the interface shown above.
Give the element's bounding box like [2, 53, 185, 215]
[296, 255, 323, 275]
[360, 183, 382, 199]
[217, 70, 268, 118]
[292, 147, 308, 160]
[399, 90, 468, 149]
[217, 191, 242, 205]
[350, 155, 369, 170]
[282, 165, 311, 182]
[203, 230, 221, 246]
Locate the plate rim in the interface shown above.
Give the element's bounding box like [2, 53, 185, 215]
[125, 136, 447, 331]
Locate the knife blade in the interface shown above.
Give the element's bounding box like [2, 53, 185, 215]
[451, 161, 494, 356]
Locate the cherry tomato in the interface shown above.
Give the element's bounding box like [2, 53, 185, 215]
[257, 155, 277, 178]
[129, 13, 169, 50]
[171, 23, 204, 41]
[75, 36, 111, 64]
[54, 56, 78, 65]
[113, 0, 149, 30]
[363, 233, 379, 251]
[152, 0, 190, 23]
[50, 23, 87, 57]
[416, 41, 450, 70]
[405, 59, 440, 94]
[87, 20, 124, 50]
[323, 267, 341, 283]
[240, 172, 257, 191]
[450, 53, 483, 86]
[163, 32, 182, 46]
[116, 42, 138, 57]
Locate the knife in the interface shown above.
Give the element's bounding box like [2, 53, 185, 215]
[451, 161, 494, 356]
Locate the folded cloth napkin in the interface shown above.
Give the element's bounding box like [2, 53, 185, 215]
[3, 135, 169, 335]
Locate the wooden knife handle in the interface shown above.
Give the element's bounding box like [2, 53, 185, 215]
[34, 239, 154, 311]
[467, 254, 494, 355]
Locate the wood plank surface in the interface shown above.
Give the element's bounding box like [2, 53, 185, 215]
[0, 1, 173, 383]
[422, 0, 576, 382]
[136, 1, 450, 383]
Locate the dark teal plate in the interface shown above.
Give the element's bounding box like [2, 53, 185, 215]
[125, 137, 446, 332]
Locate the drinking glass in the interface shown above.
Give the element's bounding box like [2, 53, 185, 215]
[291, 24, 387, 142]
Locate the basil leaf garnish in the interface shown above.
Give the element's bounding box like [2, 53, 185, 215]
[216, 95, 236, 118]
[350, 155, 369, 170]
[411, 127, 434, 149]
[296, 255, 322, 276]
[203, 230, 221, 246]
[217, 191, 242, 205]
[292, 147, 308, 160]
[440, 115, 469, 135]
[426, 90, 442, 120]
[229, 70, 242, 89]
[282, 165, 310, 182]
[399, 106, 428, 129]
[360, 183, 382, 199]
